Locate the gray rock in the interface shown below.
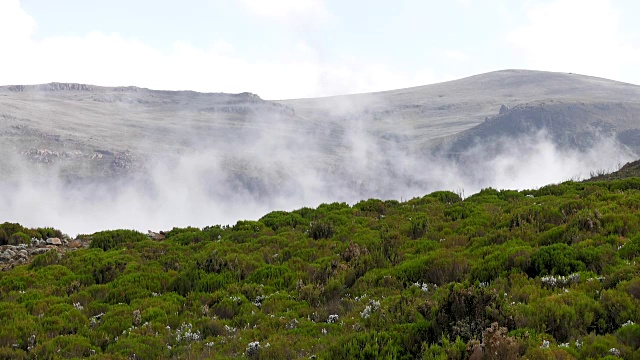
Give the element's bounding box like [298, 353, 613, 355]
[31, 248, 51, 255]
[46, 238, 62, 246]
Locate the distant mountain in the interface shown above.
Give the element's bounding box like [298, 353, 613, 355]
[279, 69, 640, 153]
[2, 70, 640, 180]
[0, 83, 306, 180]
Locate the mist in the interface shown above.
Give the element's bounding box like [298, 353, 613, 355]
[0, 113, 633, 236]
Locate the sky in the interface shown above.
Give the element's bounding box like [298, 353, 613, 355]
[1, 0, 640, 99]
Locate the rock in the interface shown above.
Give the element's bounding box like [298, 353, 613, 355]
[499, 104, 509, 115]
[133, 310, 141, 326]
[147, 230, 165, 241]
[31, 248, 51, 255]
[67, 240, 83, 248]
[46, 238, 62, 246]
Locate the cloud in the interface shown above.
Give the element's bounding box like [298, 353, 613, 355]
[240, 0, 333, 27]
[443, 50, 470, 62]
[507, 0, 640, 80]
[0, 0, 438, 99]
[0, 0, 36, 45]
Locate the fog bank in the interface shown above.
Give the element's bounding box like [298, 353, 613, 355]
[0, 128, 632, 236]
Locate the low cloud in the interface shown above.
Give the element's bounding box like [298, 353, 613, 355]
[0, 121, 633, 236]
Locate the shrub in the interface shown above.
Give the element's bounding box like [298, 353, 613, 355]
[528, 243, 585, 277]
[90, 230, 147, 251]
[428, 191, 462, 204]
[260, 211, 305, 231]
[309, 222, 334, 240]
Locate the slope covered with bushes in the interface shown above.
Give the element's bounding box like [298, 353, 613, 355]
[2, 179, 640, 359]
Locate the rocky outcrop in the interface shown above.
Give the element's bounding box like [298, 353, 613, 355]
[7, 83, 94, 92]
[0, 238, 89, 271]
[147, 230, 166, 241]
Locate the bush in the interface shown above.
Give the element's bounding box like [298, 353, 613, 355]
[260, 211, 305, 231]
[428, 191, 462, 204]
[90, 229, 147, 251]
[309, 222, 334, 240]
[8, 232, 30, 246]
[528, 243, 585, 277]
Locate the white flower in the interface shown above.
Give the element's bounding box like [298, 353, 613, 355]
[360, 300, 380, 319]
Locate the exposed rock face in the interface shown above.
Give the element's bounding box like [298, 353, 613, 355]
[7, 83, 94, 92]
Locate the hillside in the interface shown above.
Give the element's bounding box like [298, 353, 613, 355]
[587, 159, 640, 181]
[2, 69, 640, 181]
[441, 101, 640, 155]
[279, 69, 640, 153]
[1, 177, 640, 358]
[0, 83, 314, 180]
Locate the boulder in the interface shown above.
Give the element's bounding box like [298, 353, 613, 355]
[147, 230, 166, 241]
[67, 240, 83, 248]
[31, 248, 51, 255]
[46, 238, 62, 246]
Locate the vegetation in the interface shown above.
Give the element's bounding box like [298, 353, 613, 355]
[2, 177, 640, 359]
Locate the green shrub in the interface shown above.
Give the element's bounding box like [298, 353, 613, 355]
[528, 243, 585, 277]
[90, 229, 147, 251]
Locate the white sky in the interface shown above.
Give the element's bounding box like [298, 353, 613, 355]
[1, 0, 640, 99]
